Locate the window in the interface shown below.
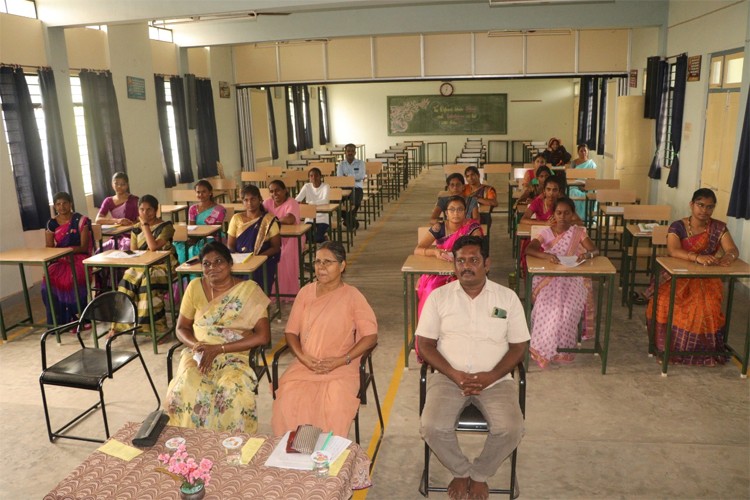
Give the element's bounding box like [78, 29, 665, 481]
[149, 25, 174, 43]
[709, 49, 744, 89]
[163, 79, 182, 180]
[286, 86, 298, 151]
[69, 75, 93, 195]
[1, 0, 36, 18]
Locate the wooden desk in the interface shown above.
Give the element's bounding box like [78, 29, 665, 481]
[621, 224, 659, 318]
[186, 224, 222, 239]
[44, 422, 371, 500]
[83, 250, 175, 353]
[595, 205, 625, 256]
[159, 204, 189, 223]
[280, 223, 313, 290]
[650, 257, 750, 377]
[176, 255, 281, 323]
[0, 247, 79, 342]
[401, 254, 455, 368]
[524, 255, 617, 374]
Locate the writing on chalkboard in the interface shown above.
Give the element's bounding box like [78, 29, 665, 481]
[387, 94, 507, 136]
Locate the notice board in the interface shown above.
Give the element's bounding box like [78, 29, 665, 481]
[387, 94, 507, 136]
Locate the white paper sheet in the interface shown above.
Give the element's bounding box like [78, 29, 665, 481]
[264, 431, 352, 470]
[107, 250, 146, 259]
[558, 255, 583, 268]
[231, 253, 253, 264]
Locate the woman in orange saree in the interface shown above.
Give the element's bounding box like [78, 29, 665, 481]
[646, 189, 739, 365]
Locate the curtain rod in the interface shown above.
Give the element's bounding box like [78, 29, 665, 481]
[0, 63, 48, 71]
[665, 52, 687, 61]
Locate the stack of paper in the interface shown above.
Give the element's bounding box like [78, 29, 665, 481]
[232, 253, 253, 265]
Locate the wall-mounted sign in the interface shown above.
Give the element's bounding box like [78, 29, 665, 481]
[687, 55, 702, 82]
[219, 81, 230, 98]
[629, 69, 638, 88]
[126, 76, 146, 100]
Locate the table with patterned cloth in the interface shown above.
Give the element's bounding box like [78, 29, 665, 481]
[44, 422, 372, 499]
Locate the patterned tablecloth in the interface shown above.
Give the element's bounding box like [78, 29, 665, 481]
[44, 422, 372, 499]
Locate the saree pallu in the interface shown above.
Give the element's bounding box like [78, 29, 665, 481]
[416, 219, 482, 318]
[646, 220, 727, 365]
[166, 279, 270, 433]
[234, 213, 280, 288]
[263, 197, 303, 300]
[41, 213, 92, 325]
[118, 221, 177, 331]
[174, 204, 227, 263]
[529, 226, 595, 368]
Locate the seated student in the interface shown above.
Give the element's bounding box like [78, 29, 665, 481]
[174, 179, 227, 263]
[295, 167, 330, 243]
[569, 144, 597, 222]
[226, 184, 281, 288]
[524, 197, 598, 369]
[645, 188, 739, 366]
[166, 241, 271, 433]
[117, 195, 177, 332]
[515, 165, 552, 208]
[41, 192, 92, 326]
[95, 171, 138, 251]
[521, 154, 547, 190]
[463, 166, 498, 228]
[264, 180, 302, 300]
[430, 173, 479, 224]
[541, 137, 572, 166]
[272, 241, 378, 437]
[417, 235, 528, 500]
[416, 196, 483, 318]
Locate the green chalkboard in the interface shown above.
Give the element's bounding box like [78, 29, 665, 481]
[387, 94, 507, 136]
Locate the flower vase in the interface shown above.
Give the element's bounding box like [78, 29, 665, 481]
[180, 483, 205, 500]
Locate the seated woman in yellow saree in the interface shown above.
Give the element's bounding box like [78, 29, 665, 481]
[166, 241, 271, 433]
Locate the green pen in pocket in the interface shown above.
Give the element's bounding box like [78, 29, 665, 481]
[492, 307, 507, 319]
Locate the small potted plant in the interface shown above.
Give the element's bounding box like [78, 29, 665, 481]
[158, 444, 213, 499]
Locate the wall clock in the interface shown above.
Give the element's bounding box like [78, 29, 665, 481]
[439, 82, 454, 96]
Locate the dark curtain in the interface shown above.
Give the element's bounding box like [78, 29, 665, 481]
[0, 66, 49, 230]
[576, 76, 598, 150]
[79, 70, 127, 207]
[647, 60, 669, 180]
[285, 86, 296, 154]
[644, 56, 661, 118]
[195, 78, 220, 178]
[727, 94, 750, 219]
[170, 76, 193, 184]
[318, 86, 330, 145]
[596, 77, 608, 155]
[154, 75, 177, 188]
[302, 85, 313, 149]
[38, 68, 71, 196]
[666, 55, 687, 188]
[266, 87, 278, 160]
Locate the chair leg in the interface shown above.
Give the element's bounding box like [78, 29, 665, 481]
[368, 356, 385, 468]
[39, 381, 105, 443]
[99, 386, 110, 439]
[39, 381, 55, 443]
[419, 442, 431, 496]
[135, 347, 162, 412]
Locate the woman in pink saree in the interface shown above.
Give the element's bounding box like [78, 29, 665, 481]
[414, 196, 483, 318]
[524, 198, 598, 369]
[263, 180, 302, 300]
[95, 171, 138, 251]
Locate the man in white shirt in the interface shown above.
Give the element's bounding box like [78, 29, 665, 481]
[295, 167, 330, 243]
[336, 143, 365, 229]
[416, 235, 529, 500]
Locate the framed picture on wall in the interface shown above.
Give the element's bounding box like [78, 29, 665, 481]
[219, 81, 230, 98]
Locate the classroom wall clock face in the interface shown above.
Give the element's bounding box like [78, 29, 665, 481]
[439, 82, 454, 96]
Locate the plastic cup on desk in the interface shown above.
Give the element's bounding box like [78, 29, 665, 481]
[222, 436, 243, 465]
[165, 437, 185, 451]
[310, 450, 331, 477]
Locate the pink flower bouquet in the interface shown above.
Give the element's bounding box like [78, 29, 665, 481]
[158, 444, 213, 491]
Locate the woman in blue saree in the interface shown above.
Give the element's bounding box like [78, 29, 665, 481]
[226, 184, 281, 288]
[174, 179, 227, 263]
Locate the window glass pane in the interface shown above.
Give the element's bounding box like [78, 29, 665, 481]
[6, 0, 36, 18]
[724, 54, 744, 85]
[69, 76, 93, 195]
[709, 56, 723, 87]
[163, 80, 181, 179]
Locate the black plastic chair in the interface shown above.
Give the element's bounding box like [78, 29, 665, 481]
[418, 361, 526, 498]
[39, 291, 161, 443]
[166, 341, 270, 394]
[272, 343, 384, 471]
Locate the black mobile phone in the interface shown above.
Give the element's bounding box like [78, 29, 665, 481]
[124, 249, 134, 255]
[185, 256, 200, 265]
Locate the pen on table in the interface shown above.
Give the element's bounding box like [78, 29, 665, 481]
[321, 431, 333, 451]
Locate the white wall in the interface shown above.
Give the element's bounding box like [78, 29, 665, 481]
[327, 79, 575, 162]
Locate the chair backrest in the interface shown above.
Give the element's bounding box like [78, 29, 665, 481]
[417, 227, 436, 245]
[444, 164, 466, 176]
[564, 168, 597, 180]
[623, 204, 672, 223]
[259, 188, 270, 200]
[328, 188, 343, 202]
[286, 159, 308, 169]
[173, 224, 188, 242]
[326, 176, 355, 188]
[209, 178, 236, 191]
[260, 166, 283, 177]
[651, 225, 669, 246]
[483, 163, 512, 175]
[365, 162, 382, 175]
[514, 167, 532, 181]
[299, 203, 317, 219]
[171, 189, 196, 204]
[306, 162, 335, 176]
[596, 189, 637, 204]
[240, 171, 267, 184]
[585, 179, 620, 190]
[530, 225, 547, 239]
[80, 291, 137, 324]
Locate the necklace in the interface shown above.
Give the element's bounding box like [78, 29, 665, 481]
[207, 277, 235, 301]
[687, 216, 707, 237]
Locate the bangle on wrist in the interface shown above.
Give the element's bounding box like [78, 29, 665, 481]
[345, 354, 351, 365]
[221, 344, 226, 354]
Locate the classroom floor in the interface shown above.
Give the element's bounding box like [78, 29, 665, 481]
[1, 166, 748, 499]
